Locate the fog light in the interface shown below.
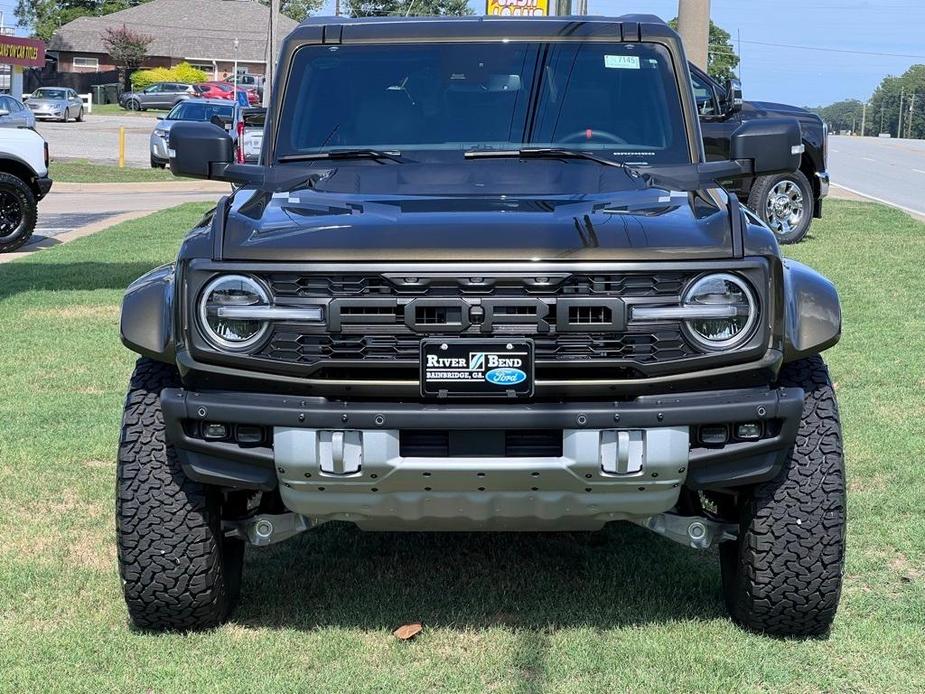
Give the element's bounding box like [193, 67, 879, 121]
[203, 423, 228, 440]
[735, 422, 763, 440]
[235, 425, 264, 445]
[699, 425, 729, 446]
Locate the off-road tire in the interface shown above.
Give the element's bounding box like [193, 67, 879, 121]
[748, 170, 815, 245]
[720, 355, 845, 637]
[0, 173, 38, 254]
[117, 357, 244, 631]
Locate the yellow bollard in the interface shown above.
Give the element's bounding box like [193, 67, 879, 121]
[118, 127, 126, 169]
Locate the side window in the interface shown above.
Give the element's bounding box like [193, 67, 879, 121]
[146, 85, 162, 94]
[691, 72, 718, 117]
[0, 96, 14, 113]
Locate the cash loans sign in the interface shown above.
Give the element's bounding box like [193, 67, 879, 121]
[0, 36, 46, 68]
[486, 0, 549, 17]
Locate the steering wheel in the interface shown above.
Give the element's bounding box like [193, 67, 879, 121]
[559, 129, 628, 145]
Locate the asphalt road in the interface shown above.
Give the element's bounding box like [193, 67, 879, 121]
[828, 135, 925, 217]
[36, 112, 158, 167]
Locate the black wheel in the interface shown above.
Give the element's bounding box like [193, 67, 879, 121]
[126, 99, 140, 112]
[720, 356, 845, 637]
[150, 155, 166, 169]
[117, 358, 245, 631]
[62, 108, 70, 123]
[748, 170, 815, 245]
[0, 173, 38, 254]
[76, 107, 84, 122]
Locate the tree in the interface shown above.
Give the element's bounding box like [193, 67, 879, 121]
[866, 65, 925, 139]
[668, 18, 739, 82]
[258, 0, 324, 22]
[809, 99, 864, 134]
[346, 0, 472, 17]
[101, 23, 153, 89]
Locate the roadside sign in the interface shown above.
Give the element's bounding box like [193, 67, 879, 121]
[486, 0, 549, 16]
[237, 90, 249, 108]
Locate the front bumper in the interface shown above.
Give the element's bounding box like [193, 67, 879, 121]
[150, 134, 169, 160]
[35, 176, 52, 200]
[161, 386, 804, 530]
[817, 170, 830, 199]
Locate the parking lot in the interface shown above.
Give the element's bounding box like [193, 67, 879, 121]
[37, 111, 157, 167]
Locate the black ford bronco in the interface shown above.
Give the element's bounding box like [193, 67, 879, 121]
[118, 14, 845, 637]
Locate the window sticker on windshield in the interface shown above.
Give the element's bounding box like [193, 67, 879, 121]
[605, 55, 640, 70]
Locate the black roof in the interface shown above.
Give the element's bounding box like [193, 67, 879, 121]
[288, 14, 676, 44]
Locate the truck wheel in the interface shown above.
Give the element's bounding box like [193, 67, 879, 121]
[0, 173, 38, 254]
[117, 358, 244, 631]
[720, 355, 845, 637]
[748, 170, 814, 244]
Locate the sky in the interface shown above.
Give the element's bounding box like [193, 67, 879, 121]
[312, 0, 925, 107]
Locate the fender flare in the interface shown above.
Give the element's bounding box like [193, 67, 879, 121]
[782, 259, 841, 362]
[120, 263, 176, 362]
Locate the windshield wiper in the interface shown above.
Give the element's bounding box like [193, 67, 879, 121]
[278, 149, 403, 163]
[464, 147, 633, 170]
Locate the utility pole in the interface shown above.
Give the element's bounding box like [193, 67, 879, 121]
[335, 0, 341, 16]
[575, 0, 589, 14]
[264, 0, 280, 108]
[556, 0, 573, 14]
[897, 86, 905, 140]
[907, 93, 916, 139]
[860, 101, 867, 137]
[677, 0, 711, 71]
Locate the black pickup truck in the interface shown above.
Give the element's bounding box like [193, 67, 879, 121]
[691, 65, 830, 244]
[117, 14, 845, 638]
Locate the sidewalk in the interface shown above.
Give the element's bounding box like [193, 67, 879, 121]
[0, 180, 230, 264]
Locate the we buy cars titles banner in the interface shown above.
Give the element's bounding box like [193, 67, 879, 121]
[486, 0, 550, 17]
[0, 36, 45, 68]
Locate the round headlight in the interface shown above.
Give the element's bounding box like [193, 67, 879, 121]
[683, 273, 757, 350]
[198, 275, 270, 351]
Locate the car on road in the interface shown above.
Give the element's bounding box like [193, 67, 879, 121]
[119, 14, 846, 638]
[149, 98, 235, 168]
[691, 65, 830, 244]
[24, 88, 85, 123]
[225, 72, 264, 98]
[0, 95, 36, 130]
[0, 127, 51, 252]
[120, 82, 195, 111]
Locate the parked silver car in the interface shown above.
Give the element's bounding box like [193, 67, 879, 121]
[25, 88, 85, 122]
[121, 82, 194, 111]
[150, 98, 234, 168]
[0, 95, 36, 129]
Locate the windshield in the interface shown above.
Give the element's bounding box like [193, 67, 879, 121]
[167, 101, 234, 122]
[276, 41, 689, 165]
[34, 89, 67, 100]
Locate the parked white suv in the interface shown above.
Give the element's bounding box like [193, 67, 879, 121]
[0, 128, 52, 253]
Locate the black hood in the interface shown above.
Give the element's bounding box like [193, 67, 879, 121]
[220, 160, 735, 262]
[742, 100, 822, 125]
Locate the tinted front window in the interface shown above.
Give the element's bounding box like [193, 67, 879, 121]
[35, 89, 67, 99]
[277, 41, 688, 164]
[167, 102, 234, 121]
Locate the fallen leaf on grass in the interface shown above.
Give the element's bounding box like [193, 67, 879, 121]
[393, 623, 423, 641]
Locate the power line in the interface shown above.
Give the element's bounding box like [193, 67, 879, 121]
[715, 39, 925, 60]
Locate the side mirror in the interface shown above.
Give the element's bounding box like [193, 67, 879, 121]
[731, 118, 802, 176]
[168, 121, 261, 184]
[169, 121, 235, 179]
[724, 78, 743, 114]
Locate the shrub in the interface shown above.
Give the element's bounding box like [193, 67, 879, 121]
[131, 62, 209, 90]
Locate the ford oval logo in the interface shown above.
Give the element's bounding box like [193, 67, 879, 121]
[485, 368, 527, 386]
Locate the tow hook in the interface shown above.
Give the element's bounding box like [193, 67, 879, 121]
[634, 513, 737, 549]
[224, 513, 316, 546]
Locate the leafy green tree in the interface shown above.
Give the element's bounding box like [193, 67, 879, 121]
[257, 0, 324, 22]
[866, 65, 925, 138]
[16, 0, 152, 41]
[346, 0, 472, 17]
[809, 99, 864, 134]
[668, 18, 740, 82]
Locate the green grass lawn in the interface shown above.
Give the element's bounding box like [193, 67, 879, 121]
[90, 103, 164, 117]
[1, 200, 923, 692]
[50, 159, 177, 183]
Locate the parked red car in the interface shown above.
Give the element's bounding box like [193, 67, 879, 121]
[193, 82, 259, 105]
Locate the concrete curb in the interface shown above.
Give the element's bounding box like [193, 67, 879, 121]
[52, 180, 232, 194]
